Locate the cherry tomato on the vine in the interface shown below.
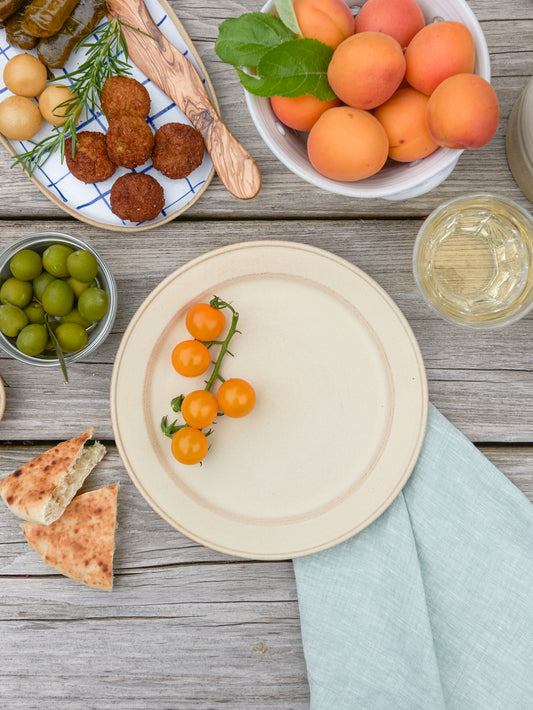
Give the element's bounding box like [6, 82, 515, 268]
[171, 427, 209, 465]
[172, 339, 211, 377]
[217, 378, 256, 418]
[181, 390, 219, 429]
[186, 303, 226, 341]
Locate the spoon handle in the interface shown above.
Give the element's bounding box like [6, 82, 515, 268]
[107, 0, 262, 200]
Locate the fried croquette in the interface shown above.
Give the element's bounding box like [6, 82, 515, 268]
[105, 115, 154, 169]
[65, 131, 116, 183]
[110, 173, 164, 223]
[100, 75, 151, 119]
[152, 122, 205, 179]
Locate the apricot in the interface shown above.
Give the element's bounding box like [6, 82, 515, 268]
[307, 106, 389, 181]
[327, 32, 406, 109]
[374, 88, 438, 162]
[293, 0, 355, 49]
[405, 21, 475, 95]
[426, 73, 499, 149]
[270, 94, 340, 132]
[354, 0, 425, 48]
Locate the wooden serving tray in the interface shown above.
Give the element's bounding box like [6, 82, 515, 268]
[0, 0, 219, 232]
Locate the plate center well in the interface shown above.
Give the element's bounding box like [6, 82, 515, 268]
[146, 274, 393, 524]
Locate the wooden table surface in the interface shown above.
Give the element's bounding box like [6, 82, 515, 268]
[1, 1, 532, 707]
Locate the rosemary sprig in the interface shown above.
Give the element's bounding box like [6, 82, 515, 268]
[12, 18, 132, 176]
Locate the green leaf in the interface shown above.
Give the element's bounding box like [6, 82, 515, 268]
[274, 0, 302, 35]
[215, 12, 295, 67]
[237, 39, 336, 100]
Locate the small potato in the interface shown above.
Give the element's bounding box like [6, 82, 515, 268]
[0, 95, 42, 140]
[39, 85, 78, 126]
[3, 53, 47, 97]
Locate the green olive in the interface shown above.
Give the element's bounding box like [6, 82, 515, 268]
[0, 277, 33, 308]
[60, 307, 91, 328]
[33, 271, 56, 300]
[77, 286, 108, 322]
[24, 301, 45, 324]
[66, 250, 98, 282]
[55, 322, 88, 353]
[65, 276, 96, 298]
[42, 243, 74, 278]
[0, 303, 28, 337]
[16, 323, 48, 356]
[41, 279, 75, 317]
[10, 249, 42, 280]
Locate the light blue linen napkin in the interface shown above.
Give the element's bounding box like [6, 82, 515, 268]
[293, 403, 533, 710]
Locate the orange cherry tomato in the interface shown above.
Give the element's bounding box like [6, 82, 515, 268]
[181, 390, 219, 429]
[217, 378, 256, 418]
[171, 427, 209, 465]
[186, 303, 226, 341]
[172, 339, 211, 377]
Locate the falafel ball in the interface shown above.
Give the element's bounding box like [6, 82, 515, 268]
[65, 131, 116, 183]
[110, 173, 164, 223]
[100, 75, 151, 119]
[105, 115, 154, 169]
[152, 122, 205, 179]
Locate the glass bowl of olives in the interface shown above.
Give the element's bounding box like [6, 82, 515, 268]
[0, 232, 117, 368]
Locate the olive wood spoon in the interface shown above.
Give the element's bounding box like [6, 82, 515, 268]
[106, 0, 262, 200]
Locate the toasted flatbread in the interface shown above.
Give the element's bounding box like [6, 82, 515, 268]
[0, 427, 106, 524]
[22, 483, 119, 592]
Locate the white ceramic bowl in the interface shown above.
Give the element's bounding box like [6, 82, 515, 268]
[245, 0, 491, 200]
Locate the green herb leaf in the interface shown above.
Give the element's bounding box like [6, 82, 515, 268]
[237, 39, 335, 100]
[215, 12, 295, 68]
[274, 0, 302, 35]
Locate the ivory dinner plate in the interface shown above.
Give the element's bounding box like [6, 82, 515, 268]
[0, 0, 216, 232]
[111, 241, 428, 559]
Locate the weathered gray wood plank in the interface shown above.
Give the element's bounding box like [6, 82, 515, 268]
[0, 441, 531, 710]
[2, 219, 533, 442]
[1, 445, 531, 575]
[0, 616, 309, 708]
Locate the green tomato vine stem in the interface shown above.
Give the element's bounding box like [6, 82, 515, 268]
[203, 297, 239, 392]
[160, 296, 240, 439]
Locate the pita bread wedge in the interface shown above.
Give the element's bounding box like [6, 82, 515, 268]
[22, 483, 119, 592]
[0, 427, 106, 524]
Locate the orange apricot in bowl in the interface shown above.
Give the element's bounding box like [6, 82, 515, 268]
[354, 0, 425, 48]
[293, 0, 355, 49]
[374, 87, 438, 162]
[327, 31, 406, 110]
[405, 21, 475, 95]
[307, 106, 389, 181]
[270, 94, 340, 132]
[426, 73, 499, 149]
